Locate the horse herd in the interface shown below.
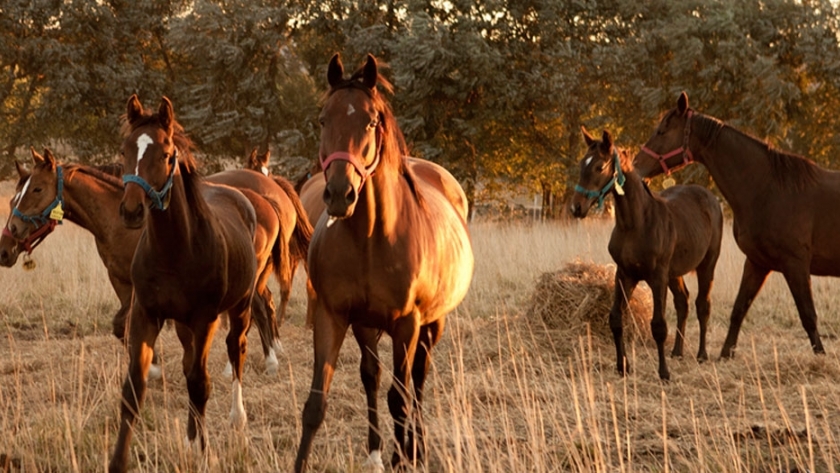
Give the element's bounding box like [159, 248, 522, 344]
[0, 52, 835, 471]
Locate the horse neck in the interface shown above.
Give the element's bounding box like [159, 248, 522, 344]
[64, 171, 124, 241]
[611, 163, 654, 231]
[142, 175, 200, 257]
[696, 123, 772, 214]
[356, 160, 408, 237]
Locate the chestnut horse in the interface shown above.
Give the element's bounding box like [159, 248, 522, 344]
[294, 54, 474, 471]
[571, 128, 723, 380]
[0, 150, 300, 376]
[634, 92, 836, 359]
[109, 95, 257, 472]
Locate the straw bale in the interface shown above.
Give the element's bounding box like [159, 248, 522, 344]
[528, 260, 653, 346]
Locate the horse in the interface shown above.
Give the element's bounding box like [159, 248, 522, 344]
[294, 53, 474, 471]
[0, 150, 298, 377]
[571, 128, 723, 380]
[634, 91, 837, 359]
[109, 95, 256, 472]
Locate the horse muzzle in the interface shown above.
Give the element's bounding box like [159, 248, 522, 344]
[570, 196, 590, 219]
[0, 238, 21, 267]
[119, 200, 145, 229]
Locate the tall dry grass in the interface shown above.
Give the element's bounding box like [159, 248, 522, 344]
[1, 178, 839, 472]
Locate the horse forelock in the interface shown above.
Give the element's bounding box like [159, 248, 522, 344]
[120, 110, 200, 176]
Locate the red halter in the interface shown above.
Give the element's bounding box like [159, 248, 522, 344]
[640, 110, 694, 175]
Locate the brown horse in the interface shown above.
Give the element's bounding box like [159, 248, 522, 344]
[571, 128, 723, 380]
[0, 150, 297, 376]
[294, 54, 474, 471]
[634, 92, 836, 359]
[109, 95, 258, 472]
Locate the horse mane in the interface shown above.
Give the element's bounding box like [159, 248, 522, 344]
[120, 108, 209, 213]
[63, 163, 125, 192]
[326, 63, 424, 205]
[693, 112, 818, 191]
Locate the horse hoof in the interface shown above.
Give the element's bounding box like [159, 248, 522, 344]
[696, 352, 709, 363]
[146, 364, 162, 381]
[659, 371, 671, 381]
[272, 339, 284, 354]
[363, 450, 385, 472]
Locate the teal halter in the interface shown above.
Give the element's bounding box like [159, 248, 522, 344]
[574, 150, 626, 209]
[12, 166, 65, 229]
[122, 149, 178, 211]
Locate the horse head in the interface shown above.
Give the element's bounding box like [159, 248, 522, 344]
[318, 53, 385, 220]
[634, 91, 695, 178]
[1, 148, 64, 265]
[246, 148, 271, 176]
[119, 95, 180, 229]
[571, 127, 623, 218]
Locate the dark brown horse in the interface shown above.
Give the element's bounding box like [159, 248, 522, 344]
[108, 95, 258, 472]
[294, 54, 474, 471]
[634, 92, 836, 359]
[0, 150, 299, 376]
[571, 128, 723, 380]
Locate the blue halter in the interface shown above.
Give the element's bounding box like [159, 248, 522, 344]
[12, 165, 65, 229]
[574, 150, 626, 209]
[122, 149, 178, 211]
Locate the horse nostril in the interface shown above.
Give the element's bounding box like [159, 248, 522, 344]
[344, 188, 356, 205]
[323, 187, 332, 203]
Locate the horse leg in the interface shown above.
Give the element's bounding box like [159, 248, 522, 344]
[174, 321, 195, 376]
[183, 316, 220, 450]
[610, 269, 638, 376]
[352, 325, 384, 469]
[694, 264, 716, 362]
[226, 298, 252, 428]
[782, 269, 825, 354]
[720, 259, 770, 359]
[294, 305, 349, 473]
[251, 283, 280, 375]
[406, 318, 445, 465]
[388, 315, 421, 469]
[108, 306, 160, 473]
[668, 276, 689, 358]
[649, 276, 670, 380]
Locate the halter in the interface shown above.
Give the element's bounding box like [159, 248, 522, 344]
[319, 121, 383, 189]
[574, 150, 626, 209]
[122, 149, 178, 211]
[3, 166, 65, 254]
[639, 110, 694, 175]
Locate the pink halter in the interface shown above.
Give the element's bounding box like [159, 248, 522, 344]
[639, 110, 694, 175]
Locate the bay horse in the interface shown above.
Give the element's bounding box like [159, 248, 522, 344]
[109, 95, 258, 472]
[0, 150, 297, 376]
[634, 92, 836, 359]
[294, 54, 474, 471]
[571, 128, 723, 380]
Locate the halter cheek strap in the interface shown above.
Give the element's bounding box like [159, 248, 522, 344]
[122, 149, 178, 211]
[574, 151, 626, 209]
[5, 166, 65, 254]
[319, 124, 383, 189]
[639, 110, 694, 175]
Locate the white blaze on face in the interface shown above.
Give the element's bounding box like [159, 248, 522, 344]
[135, 133, 154, 175]
[584, 156, 593, 168]
[15, 177, 32, 207]
[347, 104, 355, 116]
[261, 166, 269, 176]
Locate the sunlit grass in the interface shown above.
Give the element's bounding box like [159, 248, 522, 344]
[1, 179, 839, 472]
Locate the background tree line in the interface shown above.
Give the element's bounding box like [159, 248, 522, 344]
[2, 0, 840, 217]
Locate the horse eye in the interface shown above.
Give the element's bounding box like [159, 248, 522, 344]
[33, 187, 43, 193]
[368, 118, 379, 130]
[318, 118, 325, 127]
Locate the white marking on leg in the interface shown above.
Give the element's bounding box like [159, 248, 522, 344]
[265, 347, 279, 375]
[229, 379, 247, 428]
[272, 338, 283, 354]
[347, 104, 356, 115]
[363, 450, 384, 471]
[260, 166, 269, 176]
[135, 134, 154, 175]
[222, 360, 233, 379]
[146, 363, 162, 381]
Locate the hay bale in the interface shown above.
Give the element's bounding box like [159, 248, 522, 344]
[528, 260, 652, 345]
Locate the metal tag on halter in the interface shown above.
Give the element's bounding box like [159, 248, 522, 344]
[614, 180, 625, 196]
[22, 254, 36, 271]
[662, 177, 676, 189]
[50, 202, 64, 221]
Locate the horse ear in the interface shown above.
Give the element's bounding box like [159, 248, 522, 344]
[677, 92, 689, 115]
[327, 53, 344, 88]
[581, 126, 596, 147]
[126, 94, 144, 125]
[159, 96, 174, 132]
[600, 130, 613, 153]
[30, 146, 44, 165]
[258, 149, 270, 166]
[14, 160, 27, 178]
[42, 148, 57, 171]
[247, 148, 258, 167]
[362, 54, 378, 89]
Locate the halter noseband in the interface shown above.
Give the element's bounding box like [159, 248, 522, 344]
[574, 150, 626, 209]
[639, 110, 694, 175]
[3, 166, 65, 254]
[319, 115, 383, 189]
[122, 149, 178, 211]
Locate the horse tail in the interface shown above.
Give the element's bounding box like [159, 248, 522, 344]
[272, 176, 313, 265]
[264, 197, 293, 296]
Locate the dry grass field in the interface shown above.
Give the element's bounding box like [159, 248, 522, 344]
[1, 178, 839, 472]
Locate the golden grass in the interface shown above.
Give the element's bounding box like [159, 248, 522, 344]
[1, 180, 839, 472]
